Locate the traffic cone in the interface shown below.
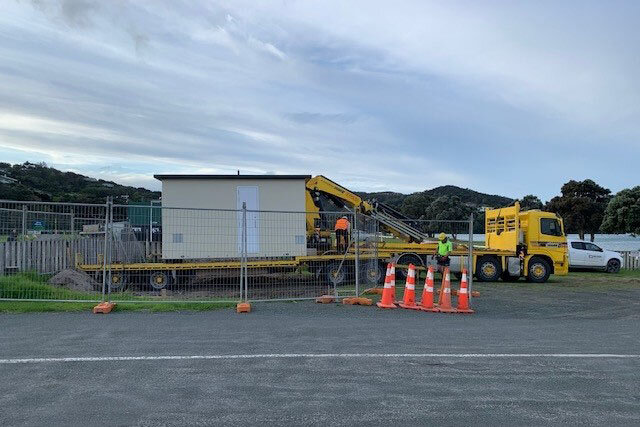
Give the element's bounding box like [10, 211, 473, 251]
[436, 267, 457, 313]
[456, 269, 474, 314]
[418, 265, 439, 312]
[376, 263, 397, 309]
[398, 263, 420, 310]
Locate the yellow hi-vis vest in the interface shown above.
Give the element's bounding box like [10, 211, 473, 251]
[438, 240, 452, 256]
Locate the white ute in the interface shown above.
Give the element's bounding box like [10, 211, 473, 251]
[568, 239, 623, 273]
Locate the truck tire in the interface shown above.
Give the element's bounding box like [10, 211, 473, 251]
[526, 257, 551, 283]
[475, 256, 502, 282]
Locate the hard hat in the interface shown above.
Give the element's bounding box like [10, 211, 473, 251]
[341, 215, 348, 219]
[438, 232, 446, 241]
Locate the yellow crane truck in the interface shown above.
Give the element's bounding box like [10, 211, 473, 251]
[304, 175, 568, 283]
[77, 175, 568, 288]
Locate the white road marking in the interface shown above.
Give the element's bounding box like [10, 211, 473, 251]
[0, 353, 639, 364]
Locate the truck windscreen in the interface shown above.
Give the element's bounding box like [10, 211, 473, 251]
[540, 218, 563, 236]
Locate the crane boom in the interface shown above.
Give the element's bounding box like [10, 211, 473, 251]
[305, 175, 428, 242]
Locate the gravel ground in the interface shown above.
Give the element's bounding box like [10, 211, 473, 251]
[0, 272, 639, 426]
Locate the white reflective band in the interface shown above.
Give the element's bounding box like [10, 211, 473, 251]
[390, 266, 395, 274]
[445, 274, 450, 281]
[444, 288, 450, 293]
[384, 283, 392, 288]
[459, 288, 468, 294]
[426, 286, 433, 292]
[462, 274, 467, 281]
[407, 284, 415, 290]
[427, 271, 433, 280]
[408, 269, 415, 278]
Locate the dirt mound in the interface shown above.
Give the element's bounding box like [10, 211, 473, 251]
[49, 269, 99, 292]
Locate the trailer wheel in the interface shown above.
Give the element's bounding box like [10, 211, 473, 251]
[527, 257, 551, 283]
[361, 261, 385, 285]
[475, 256, 502, 282]
[109, 272, 128, 291]
[325, 262, 347, 286]
[395, 254, 423, 281]
[150, 271, 172, 290]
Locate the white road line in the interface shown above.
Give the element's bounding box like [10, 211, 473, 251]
[0, 353, 639, 364]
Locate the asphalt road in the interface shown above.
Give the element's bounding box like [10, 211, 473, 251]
[1, 289, 640, 426]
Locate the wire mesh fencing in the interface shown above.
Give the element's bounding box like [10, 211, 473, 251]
[0, 200, 109, 301]
[0, 198, 475, 306]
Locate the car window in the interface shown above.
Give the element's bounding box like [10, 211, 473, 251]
[540, 218, 563, 236]
[571, 242, 585, 250]
[584, 243, 602, 252]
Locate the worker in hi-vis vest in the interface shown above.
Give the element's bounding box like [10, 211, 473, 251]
[334, 215, 350, 253]
[434, 232, 453, 272]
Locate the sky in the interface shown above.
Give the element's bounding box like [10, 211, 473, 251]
[0, 0, 638, 201]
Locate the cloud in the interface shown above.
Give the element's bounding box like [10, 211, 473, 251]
[0, 0, 638, 200]
[285, 112, 358, 125]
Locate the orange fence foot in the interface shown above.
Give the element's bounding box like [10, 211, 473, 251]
[343, 297, 373, 306]
[362, 287, 384, 295]
[236, 302, 251, 313]
[315, 295, 335, 304]
[93, 302, 115, 314]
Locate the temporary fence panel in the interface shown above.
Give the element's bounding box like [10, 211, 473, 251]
[238, 210, 359, 301]
[106, 204, 243, 303]
[0, 200, 108, 302]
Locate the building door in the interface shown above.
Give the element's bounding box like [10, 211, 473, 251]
[237, 186, 260, 254]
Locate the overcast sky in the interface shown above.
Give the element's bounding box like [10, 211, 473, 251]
[1, 0, 638, 200]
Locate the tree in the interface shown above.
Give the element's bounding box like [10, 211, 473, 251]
[399, 193, 433, 219]
[600, 186, 640, 235]
[422, 195, 476, 237]
[517, 194, 543, 211]
[545, 179, 611, 241]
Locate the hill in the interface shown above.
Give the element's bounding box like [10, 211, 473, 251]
[357, 185, 513, 210]
[0, 162, 160, 204]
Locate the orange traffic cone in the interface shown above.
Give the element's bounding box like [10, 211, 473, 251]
[436, 267, 457, 313]
[456, 269, 474, 314]
[398, 263, 420, 310]
[376, 263, 397, 309]
[418, 265, 439, 312]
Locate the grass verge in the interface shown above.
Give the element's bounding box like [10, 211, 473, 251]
[0, 273, 237, 313]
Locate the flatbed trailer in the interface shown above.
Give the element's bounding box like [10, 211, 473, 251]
[76, 240, 541, 290]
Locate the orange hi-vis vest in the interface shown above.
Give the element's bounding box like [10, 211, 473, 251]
[335, 218, 349, 231]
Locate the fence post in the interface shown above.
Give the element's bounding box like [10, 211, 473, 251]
[468, 212, 474, 306]
[21, 205, 27, 270]
[101, 198, 110, 302]
[108, 198, 114, 302]
[240, 202, 248, 302]
[354, 209, 359, 297]
[21, 204, 27, 237]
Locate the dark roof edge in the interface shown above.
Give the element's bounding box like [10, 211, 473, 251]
[154, 174, 312, 181]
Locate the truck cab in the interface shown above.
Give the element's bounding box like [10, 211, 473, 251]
[485, 203, 568, 282]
